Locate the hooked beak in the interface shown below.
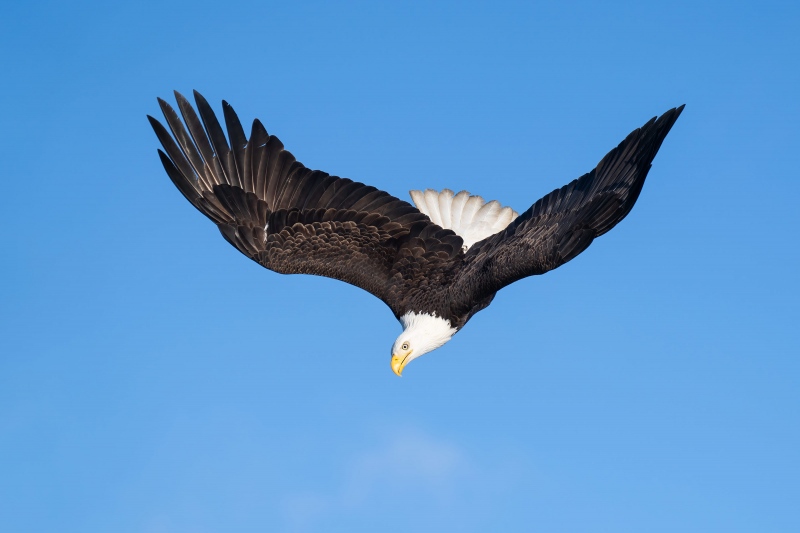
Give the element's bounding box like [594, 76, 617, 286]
[391, 351, 412, 377]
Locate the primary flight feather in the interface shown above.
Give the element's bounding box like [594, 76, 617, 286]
[149, 91, 683, 376]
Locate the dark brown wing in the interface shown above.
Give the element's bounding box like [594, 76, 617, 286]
[149, 91, 463, 316]
[451, 106, 684, 307]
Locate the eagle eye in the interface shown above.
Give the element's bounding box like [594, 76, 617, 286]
[402, 343, 409, 351]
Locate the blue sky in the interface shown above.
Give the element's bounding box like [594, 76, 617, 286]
[1, 0, 798, 531]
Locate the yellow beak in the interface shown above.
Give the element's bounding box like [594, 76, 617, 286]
[391, 352, 412, 377]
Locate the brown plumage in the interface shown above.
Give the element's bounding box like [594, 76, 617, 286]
[150, 91, 683, 373]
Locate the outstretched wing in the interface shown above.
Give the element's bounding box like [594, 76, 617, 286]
[149, 91, 463, 316]
[451, 106, 684, 306]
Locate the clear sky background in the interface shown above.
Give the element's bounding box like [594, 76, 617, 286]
[1, 1, 798, 532]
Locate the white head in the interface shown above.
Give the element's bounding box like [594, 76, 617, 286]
[390, 312, 458, 376]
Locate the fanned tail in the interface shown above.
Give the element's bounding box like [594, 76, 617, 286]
[410, 189, 518, 250]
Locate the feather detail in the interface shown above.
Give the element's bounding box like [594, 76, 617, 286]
[410, 189, 518, 250]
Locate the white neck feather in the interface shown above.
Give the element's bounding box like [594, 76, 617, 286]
[409, 189, 518, 250]
[394, 311, 457, 360]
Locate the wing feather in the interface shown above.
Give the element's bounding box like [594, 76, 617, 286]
[174, 91, 226, 189]
[222, 100, 248, 186]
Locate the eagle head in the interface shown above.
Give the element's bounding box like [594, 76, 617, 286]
[390, 312, 457, 376]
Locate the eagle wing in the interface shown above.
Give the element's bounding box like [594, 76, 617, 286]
[149, 91, 463, 316]
[451, 106, 684, 306]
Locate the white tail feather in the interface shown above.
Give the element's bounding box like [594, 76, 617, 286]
[409, 190, 426, 213]
[449, 190, 469, 228]
[438, 190, 453, 230]
[461, 195, 484, 227]
[410, 188, 519, 250]
[424, 189, 443, 226]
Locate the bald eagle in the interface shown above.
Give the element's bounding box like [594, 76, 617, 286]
[149, 91, 683, 376]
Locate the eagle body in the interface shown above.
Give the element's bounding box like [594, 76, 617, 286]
[149, 92, 683, 375]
